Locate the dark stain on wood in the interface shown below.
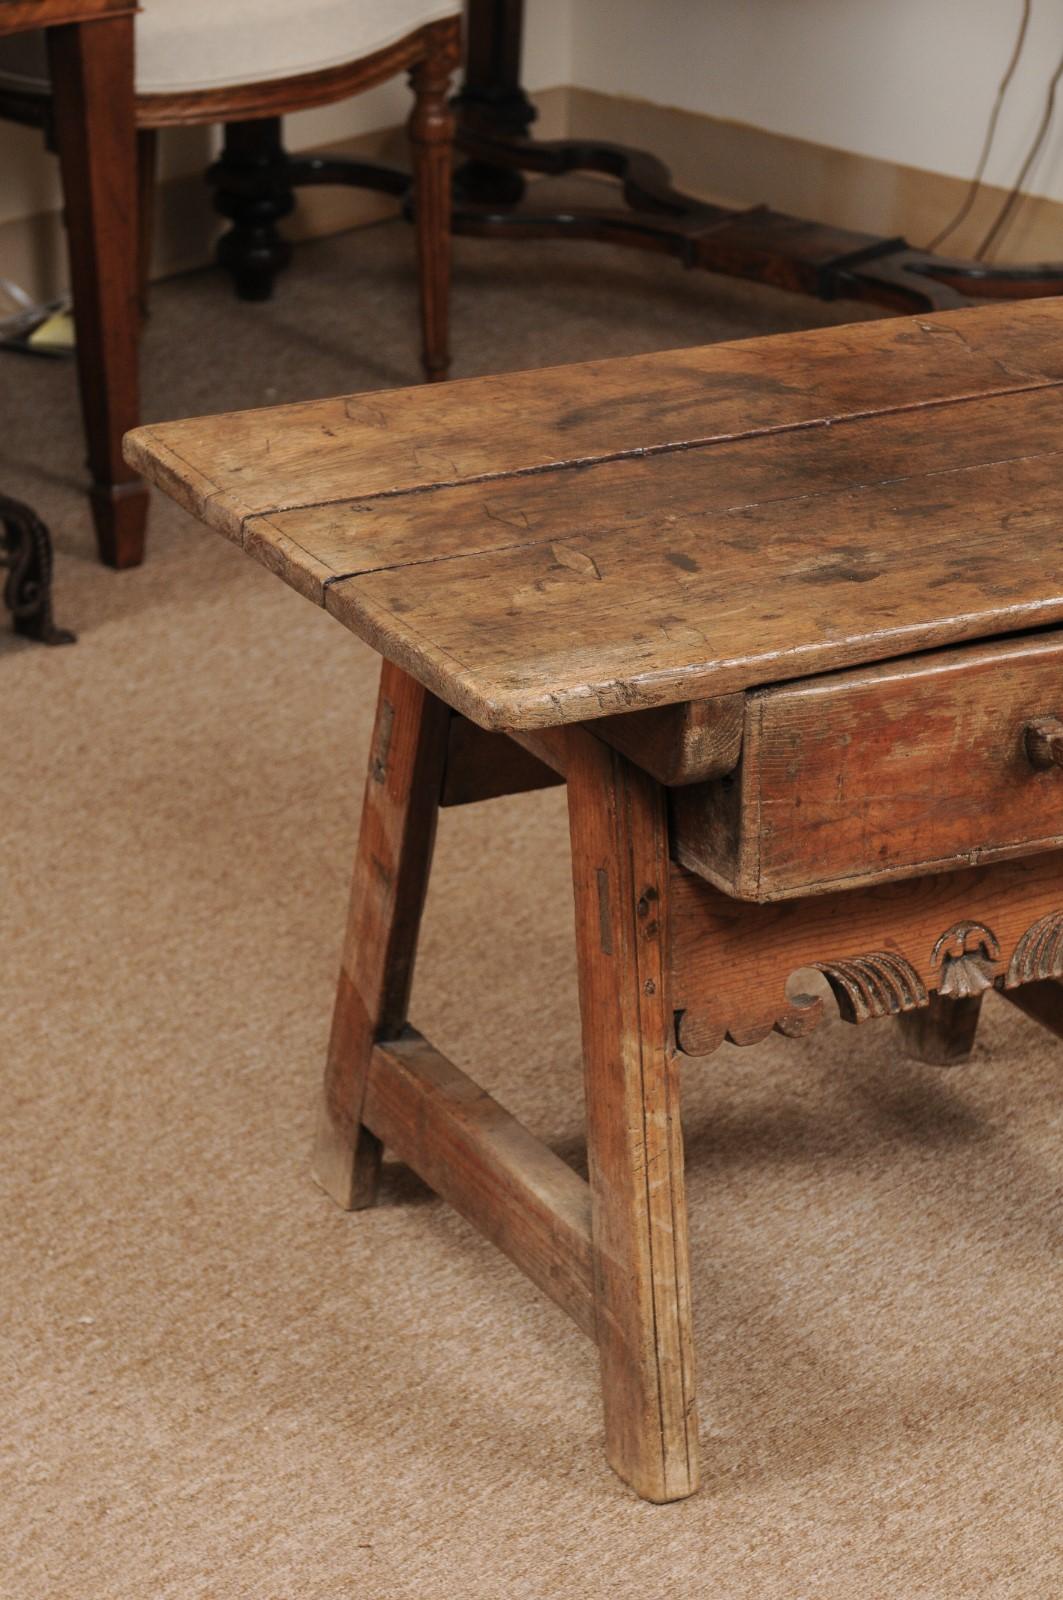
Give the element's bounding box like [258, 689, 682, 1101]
[371, 696, 395, 782]
[596, 867, 613, 955]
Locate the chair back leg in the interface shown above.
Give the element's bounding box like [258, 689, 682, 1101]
[47, 15, 149, 568]
[408, 37, 455, 382]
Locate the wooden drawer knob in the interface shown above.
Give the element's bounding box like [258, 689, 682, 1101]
[1025, 716, 1063, 769]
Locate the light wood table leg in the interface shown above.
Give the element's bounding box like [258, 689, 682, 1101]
[313, 662, 451, 1209]
[567, 729, 699, 1502]
[48, 15, 149, 569]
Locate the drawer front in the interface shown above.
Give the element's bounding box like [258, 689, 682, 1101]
[674, 630, 1063, 901]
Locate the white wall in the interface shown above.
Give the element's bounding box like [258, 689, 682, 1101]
[569, 0, 1063, 201]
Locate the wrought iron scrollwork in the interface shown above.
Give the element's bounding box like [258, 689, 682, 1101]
[812, 952, 927, 1023]
[0, 492, 74, 646]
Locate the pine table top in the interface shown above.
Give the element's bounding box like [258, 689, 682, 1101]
[125, 300, 1063, 731]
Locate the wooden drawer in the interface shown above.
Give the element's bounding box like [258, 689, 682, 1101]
[673, 630, 1063, 902]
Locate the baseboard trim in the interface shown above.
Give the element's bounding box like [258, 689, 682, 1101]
[565, 87, 1063, 267]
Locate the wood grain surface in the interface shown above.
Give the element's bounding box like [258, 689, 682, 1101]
[440, 715, 562, 805]
[675, 629, 1063, 900]
[567, 729, 699, 1501]
[671, 850, 1063, 1056]
[595, 694, 745, 785]
[362, 1030, 594, 1339]
[313, 662, 451, 1209]
[125, 302, 1063, 728]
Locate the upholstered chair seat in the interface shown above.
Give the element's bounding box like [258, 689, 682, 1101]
[0, 0, 458, 97]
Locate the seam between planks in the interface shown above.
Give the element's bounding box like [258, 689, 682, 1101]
[227, 376, 1063, 529]
[285, 430, 1063, 592]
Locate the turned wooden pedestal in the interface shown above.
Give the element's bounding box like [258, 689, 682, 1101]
[126, 298, 1063, 1501]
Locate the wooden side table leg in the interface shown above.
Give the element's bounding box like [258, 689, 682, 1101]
[313, 663, 451, 1209]
[895, 992, 984, 1066]
[47, 16, 149, 569]
[567, 730, 699, 1502]
[408, 40, 455, 383]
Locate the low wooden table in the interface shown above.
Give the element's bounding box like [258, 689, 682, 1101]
[127, 299, 1063, 1502]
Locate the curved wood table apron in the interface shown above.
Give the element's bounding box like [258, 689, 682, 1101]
[126, 299, 1063, 1502]
[453, 0, 1063, 314]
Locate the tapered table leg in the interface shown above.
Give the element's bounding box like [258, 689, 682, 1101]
[48, 15, 149, 568]
[567, 729, 699, 1502]
[313, 663, 451, 1210]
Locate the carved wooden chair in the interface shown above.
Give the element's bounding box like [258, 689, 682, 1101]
[0, 1, 461, 567]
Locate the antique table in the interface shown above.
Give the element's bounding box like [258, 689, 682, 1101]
[454, 0, 1063, 313]
[127, 297, 1063, 1501]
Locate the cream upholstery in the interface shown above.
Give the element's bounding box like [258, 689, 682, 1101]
[0, 0, 458, 97]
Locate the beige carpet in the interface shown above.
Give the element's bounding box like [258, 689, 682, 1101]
[2, 220, 1061, 1599]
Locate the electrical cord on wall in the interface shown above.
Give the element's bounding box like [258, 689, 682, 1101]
[924, 0, 1030, 252]
[976, 43, 1063, 256]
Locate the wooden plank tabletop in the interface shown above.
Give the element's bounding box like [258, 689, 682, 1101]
[126, 300, 1063, 730]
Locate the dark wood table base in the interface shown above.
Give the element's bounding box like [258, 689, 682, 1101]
[453, 0, 1063, 315]
[0, 492, 75, 645]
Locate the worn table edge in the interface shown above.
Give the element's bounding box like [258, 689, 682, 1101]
[323, 578, 1063, 732]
